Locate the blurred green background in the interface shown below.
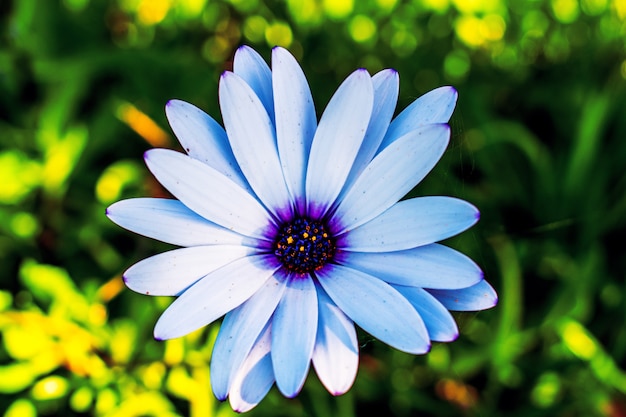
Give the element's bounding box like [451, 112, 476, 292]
[1, 0, 625, 416]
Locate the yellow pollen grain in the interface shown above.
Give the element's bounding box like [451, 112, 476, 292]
[302, 232, 309, 238]
[287, 236, 294, 244]
[311, 236, 317, 241]
[299, 246, 305, 252]
[323, 233, 328, 238]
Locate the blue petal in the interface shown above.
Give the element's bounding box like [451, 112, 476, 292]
[153, 254, 280, 340]
[211, 272, 287, 400]
[229, 323, 275, 413]
[271, 274, 318, 397]
[124, 245, 256, 296]
[340, 69, 399, 194]
[427, 279, 498, 311]
[312, 284, 358, 395]
[332, 124, 450, 233]
[233, 45, 274, 123]
[106, 198, 253, 247]
[393, 285, 458, 342]
[316, 264, 430, 354]
[338, 197, 479, 252]
[219, 72, 294, 221]
[379, 86, 457, 151]
[272, 47, 317, 215]
[305, 69, 373, 218]
[144, 149, 274, 240]
[165, 100, 249, 190]
[337, 243, 482, 289]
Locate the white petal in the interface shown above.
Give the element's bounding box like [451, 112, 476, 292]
[272, 47, 317, 214]
[144, 149, 274, 239]
[341, 69, 399, 193]
[233, 45, 274, 122]
[106, 198, 252, 247]
[229, 323, 275, 413]
[380, 86, 458, 150]
[427, 279, 498, 311]
[220, 72, 294, 220]
[338, 197, 479, 252]
[211, 272, 287, 400]
[153, 254, 279, 340]
[124, 245, 257, 296]
[312, 285, 358, 395]
[316, 264, 430, 354]
[271, 275, 318, 397]
[305, 69, 374, 218]
[393, 285, 458, 342]
[332, 124, 450, 233]
[336, 243, 482, 289]
[165, 100, 249, 190]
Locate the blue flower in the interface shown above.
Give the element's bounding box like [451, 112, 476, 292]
[107, 46, 497, 412]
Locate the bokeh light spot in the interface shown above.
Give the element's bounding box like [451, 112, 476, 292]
[444, 49, 471, 80]
[137, 0, 171, 25]
[116, 102, 170, 147]
[531, 372, 562, 408]
[390, 30, 418, 57]
[552, 0, 580, 23]
[243, 15, 268, 42]
[323, 0, 354, 19]
[31, 375, 69, 400]
[455, 15, 484, 47]
[70, 386, 94, 412]
[202, 35, 232, 63]
[452, 0, 499, 14]
[581, 0, 607, 15]
[177, 0, 208, 18]
[265, 21, 293, 47]
[96, 160, 143, 205]
[423, 0, 450, 13]
[376, 0, 398, 12]
[0, 151, 42, 204]
[287, 0, 321, 25]
[561, 320, 597, 360]
[481, 14, 506, 41]
[349, 15, 377, 43]
[10, 212, 39, 239]
[4, 399, 36, 417]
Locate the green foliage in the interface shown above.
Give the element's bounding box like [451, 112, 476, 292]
[1, 0, 625, 416]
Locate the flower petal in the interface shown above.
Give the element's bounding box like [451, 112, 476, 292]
[427, 279, 498, 311]
[332, 124, 450, 233]
[337, 243, 482, 289]
[380, 86, 458, 151]
[316, 264, 430, 354]
[341, 69, 399, 193]
[312, 285, 358, 395]
[233, 45, 274, 122]
[271, 274, 318, 397]
[165, 99, 249, 190]
[338, 197, 480, 252]
[124, 245, 256, 296]
[106, 198, 253, 247]
[153, 254, 279, 340]
[305, 69, 373, 218]
[220, 71, 293, 220]
[393, 285, 458, 342]
[229, 323, 275, 413]
[211, 272, 287, 400]
[272, 47, 317, 214]
[144, 149, 274, 239]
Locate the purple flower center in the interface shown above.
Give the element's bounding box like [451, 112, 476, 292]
[274, 218, 336, 274]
